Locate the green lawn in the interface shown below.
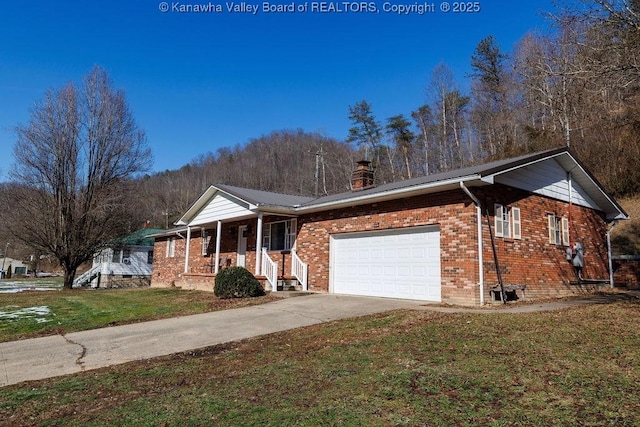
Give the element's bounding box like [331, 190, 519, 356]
[1, 295, 639, 426]
[0, 287, 277, 342]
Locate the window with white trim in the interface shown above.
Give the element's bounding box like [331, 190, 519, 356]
[494, 204, 521, 239]
[112, 249, 121, 263]
[166, 237, 176, 258]
[548, 214, 569, 246]
[262, 219, 296, 251]
[122, 249, 131, 265]
[202, 229, 210, 256]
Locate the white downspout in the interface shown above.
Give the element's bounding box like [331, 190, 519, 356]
[214, 220, 222, 274]
[607, 221, 617, 288]
[460, 182, 484, 305]
[255, 212, 263, 276]
[184, 226, 191, 273]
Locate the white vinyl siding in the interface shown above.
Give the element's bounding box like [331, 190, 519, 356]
[494, 159, 598, 210]
[495, 204, 521, 239]
[189, 193, 254, 226]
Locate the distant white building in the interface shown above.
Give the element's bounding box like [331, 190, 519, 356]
[74, 228, 164, 288]
[0, 257, 30, 278]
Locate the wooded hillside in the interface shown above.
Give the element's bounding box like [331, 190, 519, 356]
[136, 2, 640, 228]
[2, 0, 639, 263]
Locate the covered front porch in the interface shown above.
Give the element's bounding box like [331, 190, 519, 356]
[180, 217, 308, 292]
[169, 184, 310, 292]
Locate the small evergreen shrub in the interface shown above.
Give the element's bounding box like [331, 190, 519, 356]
[214, 266, 265, 298]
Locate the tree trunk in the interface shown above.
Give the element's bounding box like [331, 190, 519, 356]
[63, 267, 77, 289]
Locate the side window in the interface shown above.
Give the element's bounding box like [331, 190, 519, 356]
[122, 249, 131, 264]
[112, 249, 121, 263]
[494, 204, 521, 239]
[166, 237, 176, 258]
[202, 230, 210, 256]
[548, 214, 569, 246]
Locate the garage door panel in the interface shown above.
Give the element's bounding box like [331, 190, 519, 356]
[330, 227, 441, 302]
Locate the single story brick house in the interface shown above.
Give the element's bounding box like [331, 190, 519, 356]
[150, 148, 627, 306]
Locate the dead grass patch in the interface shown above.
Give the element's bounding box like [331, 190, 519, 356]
[1, 298, 639, 426]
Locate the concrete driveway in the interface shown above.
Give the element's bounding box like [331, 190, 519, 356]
[2, 291, 637, 387]
[0, 294, 424, 387]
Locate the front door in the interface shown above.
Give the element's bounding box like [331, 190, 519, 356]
[237, 225, 247, 267]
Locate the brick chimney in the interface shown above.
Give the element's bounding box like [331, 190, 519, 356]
[351, 160, 375, 191]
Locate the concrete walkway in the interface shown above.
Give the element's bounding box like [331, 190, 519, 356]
[1, 292, 637, 387]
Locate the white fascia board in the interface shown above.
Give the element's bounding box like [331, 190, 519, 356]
[480, 176, 494, 184]
[295, 175, 481, 213]
[147, 227, 189, 239]
[566, 163, 628, 220]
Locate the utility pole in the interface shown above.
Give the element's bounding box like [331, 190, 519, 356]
[314, 152, 320, 197]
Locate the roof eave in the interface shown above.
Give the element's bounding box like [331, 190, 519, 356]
[147, 226, 189, 239]
[295, 175, 483, 213]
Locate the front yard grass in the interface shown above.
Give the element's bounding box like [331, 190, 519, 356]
[0, 288, 278, 342]
[1, 296, 639, 426]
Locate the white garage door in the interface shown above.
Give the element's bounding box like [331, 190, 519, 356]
[330, 226, 441, 302]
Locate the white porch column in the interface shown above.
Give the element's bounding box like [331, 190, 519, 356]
[214, 220, 222, 274]
[255, 212, 263, 275]
[184, 226, 191, 273]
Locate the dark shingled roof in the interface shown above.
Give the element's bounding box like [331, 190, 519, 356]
[168, 147, 626, 227]
[215, 183, 315, 208]
[300, 148, 569, 208]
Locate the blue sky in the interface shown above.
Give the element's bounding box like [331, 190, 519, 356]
[0, 1, 556, 178]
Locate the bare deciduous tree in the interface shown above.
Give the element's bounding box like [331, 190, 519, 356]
[5, 66, 152, 288]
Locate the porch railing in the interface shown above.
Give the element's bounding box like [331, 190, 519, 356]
[261, 248, 278, 292]
[73, 265, 101, 288]
[291, 249, 308, 291]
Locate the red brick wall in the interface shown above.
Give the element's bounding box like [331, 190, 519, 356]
[151, 185, 610, 305]
[613, 258, 640, 288]
[295, 190, 480, 305]
[294, 186, 609, 305]
[151, 237, 185, 288]
[151, 219, 289, 290]
[474, 185, 609, 301]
